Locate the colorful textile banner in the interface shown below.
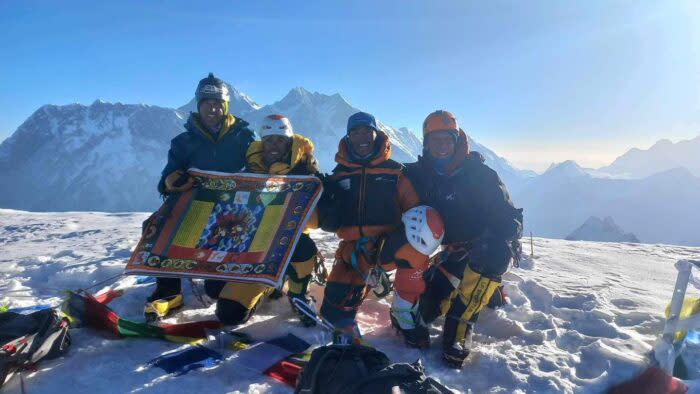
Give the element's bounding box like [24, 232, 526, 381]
[229, 332, 310, 372]
[61, 291, 221, 343]
[126, 169, 323, 288]
[148, 345, 224, 376]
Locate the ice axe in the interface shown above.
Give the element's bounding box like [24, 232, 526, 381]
[607, 259, 700, 394]
[290, 297, 335, 333]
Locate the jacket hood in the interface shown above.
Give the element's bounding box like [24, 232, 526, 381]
[246, 133, 317, 175]
[421, 128, 469, 175]
[185, 113, 245, 143]
[334, 131, 392, 168]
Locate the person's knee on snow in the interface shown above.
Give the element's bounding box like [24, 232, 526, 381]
[420, 254, 462, 324]
[215, 281, 270, 325]
[440, 236, 514, 320]
[215, 298, 254, 326]
[378, 208, 444, 348]
[389, 266, 429, 343]
[203, 280, 226, 299]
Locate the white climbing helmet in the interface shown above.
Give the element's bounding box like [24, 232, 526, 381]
[259, 114, 294, 139]
[402, 205, 445, 256]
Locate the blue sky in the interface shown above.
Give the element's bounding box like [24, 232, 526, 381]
[1, 0, 698, 171]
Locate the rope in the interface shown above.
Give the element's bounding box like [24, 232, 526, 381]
[189, 279, 209, 307]
[349, 236, 377, 283]
[78, 272, 124, 293]
[20, 370, 27, 394]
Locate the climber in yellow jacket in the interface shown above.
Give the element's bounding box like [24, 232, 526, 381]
[203, 114, 322, 326]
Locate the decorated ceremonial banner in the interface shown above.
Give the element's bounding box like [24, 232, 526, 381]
[126, 169, 323, 287]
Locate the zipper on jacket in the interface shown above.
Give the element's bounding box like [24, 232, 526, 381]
[358, 167, 367, 236]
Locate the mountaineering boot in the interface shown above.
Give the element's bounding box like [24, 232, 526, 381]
[145, 278, 183, 321]
[144, 294, 183, 321]
[389, 295, 430, 348]
[268, 288, 284, 300]
[286, 269, 316, 327]
[389, 311, 430, 348]
[442, 316, 473, 368]
[288, 295, 317, 327]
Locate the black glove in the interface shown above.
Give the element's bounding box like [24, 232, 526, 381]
[316, 173, 341, 232]
[467, 236, 512, 279]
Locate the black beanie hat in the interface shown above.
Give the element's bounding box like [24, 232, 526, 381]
[195, 73, 229, 106]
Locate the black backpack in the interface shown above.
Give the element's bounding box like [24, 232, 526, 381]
[295, 344, 455, 394]
[0, 308, 71, 388]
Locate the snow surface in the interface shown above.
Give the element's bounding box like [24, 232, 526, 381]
[2, 209, 700, 393]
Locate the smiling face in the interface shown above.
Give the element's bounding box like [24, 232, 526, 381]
[425, 130, 457, 159]
[262, 135, 291, 166]
[347, 126, 377, 158]
[198, 99, 225, 129]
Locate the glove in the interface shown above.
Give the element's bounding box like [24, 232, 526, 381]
[164, 170, 195, 193]
[467, 236, 512, 279]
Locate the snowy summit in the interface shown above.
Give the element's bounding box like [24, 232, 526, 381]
[1, 209, 699, 393]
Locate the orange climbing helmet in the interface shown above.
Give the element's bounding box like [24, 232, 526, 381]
[422, 110, 459, 137]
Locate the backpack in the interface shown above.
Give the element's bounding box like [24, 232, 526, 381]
[0, 308, 71, 388]
[295, 344, 455, 394]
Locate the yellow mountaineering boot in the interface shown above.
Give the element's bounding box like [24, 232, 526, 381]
[144, 294, 183, 321]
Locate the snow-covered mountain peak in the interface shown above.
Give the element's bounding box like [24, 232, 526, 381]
[329, 92, 349, 103]
[276, 87, 352, 111]
[566, 216, 640, 243]
[649, 138, 674, 151]
[642, 166, 697, 182]
[229, 85, 261, 110]
[398, 127, 421, 139]
[598, 134, 700, 178]
[544, 160, 589, 178]
[0, 84, 534, 211]
[176, 80, 531, 180]
[177, 82, 261, 116]
[287, 86, 311, 97]
[276, 87, 315, 108]
[0, 101, 184, 211]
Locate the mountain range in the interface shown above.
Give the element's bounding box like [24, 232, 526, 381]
[0, 83, 698, 246]
[512, 161, 700, 246]
[597, 135, 700, 178]
[0, 85, 531, 212]
[0, 101, 181, 211]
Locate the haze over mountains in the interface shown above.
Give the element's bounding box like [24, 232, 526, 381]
[597, 135, 700, 178]
[512, 161, 700, 246]
[0, 82, 698, 246]
[566, 216, 640, 243]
